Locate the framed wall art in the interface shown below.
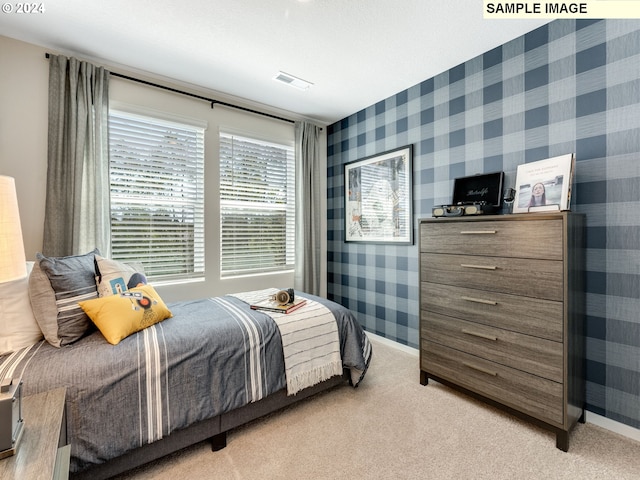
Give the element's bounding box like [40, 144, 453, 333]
[344, 145, 413, 243]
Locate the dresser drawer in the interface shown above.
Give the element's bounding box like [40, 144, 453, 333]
[421, 253, 563, 301]
[421, 312, 563, 382]
[420, 218, 563, 260]
[420, 282, 563, 342]
[421, 341, 563, 426]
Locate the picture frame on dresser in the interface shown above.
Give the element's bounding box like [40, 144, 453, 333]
[512, 153, 575, 214]
[344, 145, 413, 244]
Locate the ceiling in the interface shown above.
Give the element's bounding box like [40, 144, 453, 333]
[0, 0, 549, 125]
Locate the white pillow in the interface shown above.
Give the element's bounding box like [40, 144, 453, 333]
[95, 255, 145, 297]
[0, 262, 43, 355]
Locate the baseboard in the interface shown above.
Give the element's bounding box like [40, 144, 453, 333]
[367, 331, 418, 356]
[585, 411, 640, 443]
[369, 332, 640, 444]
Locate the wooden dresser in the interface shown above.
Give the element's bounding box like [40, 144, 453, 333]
[419, 213, 584, 451]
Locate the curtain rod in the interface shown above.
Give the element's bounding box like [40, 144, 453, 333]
[45, 53, 295, 125]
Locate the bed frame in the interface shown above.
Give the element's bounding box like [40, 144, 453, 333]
[70, 373, 347, 479]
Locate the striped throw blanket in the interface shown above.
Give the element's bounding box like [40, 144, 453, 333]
[230, 289, 342, 395]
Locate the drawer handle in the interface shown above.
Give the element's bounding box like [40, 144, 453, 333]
[460, 264, 497, 270]
[463, 362, 498, 376]
[461, 296, 498, 306]
[460, 230, 497, 235]
[462, 329, 498, 341]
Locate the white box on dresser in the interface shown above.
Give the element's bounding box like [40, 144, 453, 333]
[419, 212, 585, 451]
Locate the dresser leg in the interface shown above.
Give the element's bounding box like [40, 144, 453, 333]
[556, 430, 569, 452]
[420, 370, 429, 385]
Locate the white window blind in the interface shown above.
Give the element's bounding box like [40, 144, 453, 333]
[220, 132, 295, 277]
[108, 110, 205, 281]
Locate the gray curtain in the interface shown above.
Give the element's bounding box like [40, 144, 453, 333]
[294, 121, 322, 295]
[44, 55, 110, 257]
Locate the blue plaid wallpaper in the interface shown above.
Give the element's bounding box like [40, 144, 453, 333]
[326, 19, 640, 429]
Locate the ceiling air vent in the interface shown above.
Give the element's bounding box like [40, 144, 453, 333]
[273, 71, 313, 90]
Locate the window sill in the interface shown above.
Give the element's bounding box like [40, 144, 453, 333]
[220, 269, 294, 281]
[150, 276, 205, 288]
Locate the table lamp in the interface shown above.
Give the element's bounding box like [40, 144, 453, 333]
[0, 176, 26, 283]
[0, 175, 26, 458]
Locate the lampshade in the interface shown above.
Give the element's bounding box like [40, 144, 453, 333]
[0, 176, 27, 283]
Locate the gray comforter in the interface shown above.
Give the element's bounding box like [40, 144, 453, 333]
[0, 293, 371, 473]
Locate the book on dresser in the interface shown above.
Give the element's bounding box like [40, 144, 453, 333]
[512, 153, 575, 214]
[418, 212, 585, 452]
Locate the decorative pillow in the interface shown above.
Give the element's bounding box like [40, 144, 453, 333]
[127, 273, 148, 289]
[78, 284, 172, 345]
[35, 249, 100, 347]
[0, 262, 43, 355]
[94, 255, 145, 297]
[28, 259, 63, 347]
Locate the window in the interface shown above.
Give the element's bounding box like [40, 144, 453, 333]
[219, 132, 295, 277]
[108, 110, 205, 281]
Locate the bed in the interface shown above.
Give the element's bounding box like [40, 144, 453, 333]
[0, 253, 372, 479]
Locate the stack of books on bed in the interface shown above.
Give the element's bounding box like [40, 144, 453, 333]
[250, 297, 307, 314]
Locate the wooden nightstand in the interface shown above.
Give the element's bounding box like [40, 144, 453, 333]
[0, 387, 69, 480]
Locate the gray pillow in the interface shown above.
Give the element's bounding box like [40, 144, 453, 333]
[28, 260, 60, 347]
[34, 249, 100, 347]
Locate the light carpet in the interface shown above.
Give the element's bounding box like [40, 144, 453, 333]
[113, 336, 640, 479]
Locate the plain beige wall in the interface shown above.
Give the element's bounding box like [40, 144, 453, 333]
[0, 36, 49, 260]
[0, 35, 327, 301]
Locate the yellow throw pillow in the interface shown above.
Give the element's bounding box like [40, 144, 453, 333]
[78, 284, 172, 345]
